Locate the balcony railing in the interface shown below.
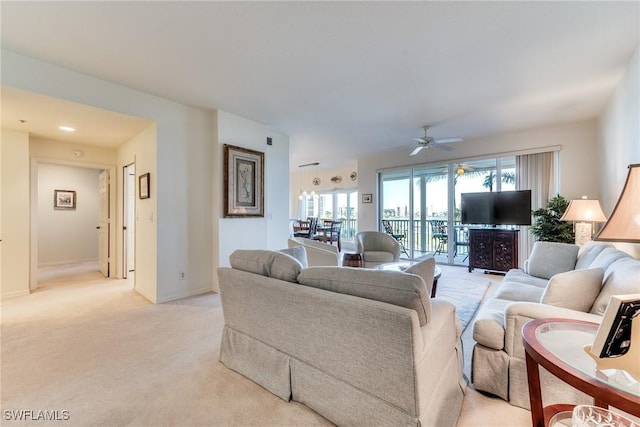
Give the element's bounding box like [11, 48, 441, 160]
[382, 218, 469, 256]
[312, 217, 469, 260]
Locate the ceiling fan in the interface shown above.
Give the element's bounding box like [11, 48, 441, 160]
[410, 126, 463, 156]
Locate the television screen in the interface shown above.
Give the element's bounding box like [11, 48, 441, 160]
[461, 190, 532, 226]
[461, 192, 494, 225]
[494, 190, 532, 225]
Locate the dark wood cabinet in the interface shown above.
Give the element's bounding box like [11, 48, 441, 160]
[468, 228, 518, 273]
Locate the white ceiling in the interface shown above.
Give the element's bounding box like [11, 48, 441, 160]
[1, 1, 639, 169]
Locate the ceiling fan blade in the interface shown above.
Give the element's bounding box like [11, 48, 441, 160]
[434, 137, 463, 144]
[434, 145, 455, 152]
[413, 137, 426, 143]
[410, 146, 424, 156]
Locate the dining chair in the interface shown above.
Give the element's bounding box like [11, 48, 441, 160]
[314, 220, 342, 251]
[454, 226, 470, 262]
[429, 220, 448, 255]
[293, 217, 317, 239]
[381, 220, 409, 257]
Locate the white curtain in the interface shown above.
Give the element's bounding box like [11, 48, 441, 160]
[516, 151, 556, 265]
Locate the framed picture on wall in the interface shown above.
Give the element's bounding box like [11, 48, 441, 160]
[223, 144, 264, 217]
[362, 193, 373, 203]
[139, 173, 150, 199]
[54, 190, 77, 210]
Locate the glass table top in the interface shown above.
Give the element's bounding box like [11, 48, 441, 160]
[535, 321, 640, 398]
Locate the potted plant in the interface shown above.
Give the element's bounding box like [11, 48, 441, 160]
[530, 195, 575, 243]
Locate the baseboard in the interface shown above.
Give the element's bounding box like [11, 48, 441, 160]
[1, 289, 31, 299]
[38, 258, 99, 268]
[155, 286, 215, 304]
[134, 286, 157, 304]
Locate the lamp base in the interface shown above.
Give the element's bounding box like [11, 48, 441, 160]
[574, 222, 592, 246]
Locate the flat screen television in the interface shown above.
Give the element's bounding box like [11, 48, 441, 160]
[461, 190, 532, 226]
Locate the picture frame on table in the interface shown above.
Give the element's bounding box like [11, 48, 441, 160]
[362, 193, 373, 204]
[54, 190, 76, 210]
[224, 144, 264, 218]
[139, 173, 150, 199]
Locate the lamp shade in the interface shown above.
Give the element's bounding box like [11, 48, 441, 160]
[560, 198, 607, 222]
[594, 163, 640, 243]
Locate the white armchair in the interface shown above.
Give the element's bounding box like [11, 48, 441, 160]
[287, 237, 339, 266]
[355, 231, 401, 268]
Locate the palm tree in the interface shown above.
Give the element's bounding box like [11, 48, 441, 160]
[482, 171, 516, 191]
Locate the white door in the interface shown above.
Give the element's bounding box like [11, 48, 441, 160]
[98, 170, 110, 277]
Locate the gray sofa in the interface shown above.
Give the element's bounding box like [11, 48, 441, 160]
[218, 249, 465, 427]
[471, 241, 640, 409]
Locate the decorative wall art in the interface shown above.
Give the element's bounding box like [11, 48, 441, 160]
[224, 144, 264, 218]
[54, 190, 77, 210]
[139, 173, 150, 199]
[362, 193, 373, 204]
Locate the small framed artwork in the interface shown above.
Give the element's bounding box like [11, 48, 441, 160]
[54, 190, 77, 210]
[139, 173, 150, 199]
[362, 193, 373, 203]
[224, 144, 264, 217]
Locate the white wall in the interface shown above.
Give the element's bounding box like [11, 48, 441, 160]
[357, 120, 600, 231]
[37, 163, 100, 266]
[215, 111, 291, 279]
[1, 130, 30, 298]
[2, 49, 214, 303]
[598, 44, 640, 257]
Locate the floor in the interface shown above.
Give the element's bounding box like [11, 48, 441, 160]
[13, 260, 532, 426]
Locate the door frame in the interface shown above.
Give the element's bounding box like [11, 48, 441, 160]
[122, 162, 135, 280]
[30, 157, 117, 291]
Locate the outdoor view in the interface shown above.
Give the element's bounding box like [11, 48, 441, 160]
[380, 157, 516, 264]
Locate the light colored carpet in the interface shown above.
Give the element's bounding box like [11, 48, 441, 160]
[436, 276, 490, 332]
[1, 264, 529, 426]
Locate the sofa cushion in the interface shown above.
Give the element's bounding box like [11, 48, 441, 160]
[587, 247, 631, 271]
[591, 258, 640, 315]
[298, 267, 431, 325]
[280, 246, 308, 268]
[525, 242, 579, 279]
[575, 242, 614, 270]
[503, 269, 549, 289]
[230, 249, 303, 283]
[540, 268, 604, 312]
[405, 257, 436, 296]
[494, 282, 545, 302]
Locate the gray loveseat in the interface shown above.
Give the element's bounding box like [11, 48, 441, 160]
[471, 241, 640, 409]
[218, 249, 465, 427]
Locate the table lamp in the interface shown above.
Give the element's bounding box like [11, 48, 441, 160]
[560, 196, 607, 246]
[594, 163, 640, 243]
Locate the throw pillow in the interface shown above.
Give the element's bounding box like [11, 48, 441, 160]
[229, 249, 303, 283]
[526, 242, 579, 279]
[540, 267, 604, 312]
[280, 246, 308, 268]
[404, 257, 436, 297]
[298, 267, 431, 325]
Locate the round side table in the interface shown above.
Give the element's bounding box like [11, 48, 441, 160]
[342, 253, 364, 268]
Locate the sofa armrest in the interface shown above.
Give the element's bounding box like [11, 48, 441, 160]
[504, 302, 602, 358]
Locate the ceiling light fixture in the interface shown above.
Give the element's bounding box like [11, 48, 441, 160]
[59, 126, 76, 132]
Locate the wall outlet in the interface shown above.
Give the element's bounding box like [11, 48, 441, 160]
[179, 272, 186, 280]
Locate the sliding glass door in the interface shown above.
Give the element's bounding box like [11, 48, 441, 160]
[379, 157, 516, 265]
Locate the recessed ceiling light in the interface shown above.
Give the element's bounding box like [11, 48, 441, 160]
[59, 126, 76, 132]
